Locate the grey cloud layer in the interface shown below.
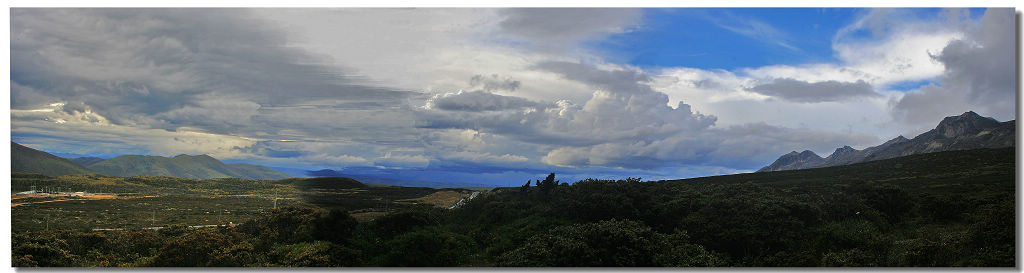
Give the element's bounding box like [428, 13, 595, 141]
[498, 8, 643, 45]
[11, 9, 415, 122]
[891, 8, 1016, 126]
[533, 61, 653, 94]
[469, 74, 521, 92]
[11, 8, 422, 165]
[748, 78, 879, 102]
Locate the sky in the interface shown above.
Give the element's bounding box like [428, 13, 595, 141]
[8, 8, 1018, 186]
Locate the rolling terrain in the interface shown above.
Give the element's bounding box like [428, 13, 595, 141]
[11, 141, 290, 180]
[82, 154, 291, 180]
[11, 147, 1014, 267]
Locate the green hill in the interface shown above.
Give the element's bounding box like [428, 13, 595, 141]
[83, 154, 290, 180]
[11, 142, 94, 176]
[225, 163, 294, 180]
[69, 156, 106, 166]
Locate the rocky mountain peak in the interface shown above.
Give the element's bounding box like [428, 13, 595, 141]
[829, 146, 857, 157]
[757, 149, 824, 172]
[882, 135, 909, 146]
[798, 150, 819, 158]
[936, 111, 1000, 138]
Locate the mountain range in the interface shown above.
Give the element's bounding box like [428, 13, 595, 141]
[306, 169, 494, 188]
[759, 111, 1015, 172]
[11, 142, 289, 180]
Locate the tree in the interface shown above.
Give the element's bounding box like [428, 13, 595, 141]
[535, 173, 559, 200]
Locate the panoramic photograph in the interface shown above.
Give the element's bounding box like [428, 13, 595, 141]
[8, 7, 1018, 267]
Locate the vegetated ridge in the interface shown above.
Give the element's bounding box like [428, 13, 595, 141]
[10, 141, 290, 180]
[81, 154, 291, 180]
[11, 142, 94, 176]
[759, 111, 1014, 172]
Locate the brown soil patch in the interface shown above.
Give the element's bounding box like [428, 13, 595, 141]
[83, 194, 119, 200]
[11, 194, 160, 207]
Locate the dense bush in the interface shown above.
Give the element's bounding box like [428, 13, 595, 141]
[497, 219, 724, 267]
[10, 148, 1016, 267]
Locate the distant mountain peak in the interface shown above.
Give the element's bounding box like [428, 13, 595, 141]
[935, 111, 1000, 138]
[876, 135, 910, 148]
[830, 146, 857, 156]
[798, 150, 819, 157]
[758, 149, 824, 172]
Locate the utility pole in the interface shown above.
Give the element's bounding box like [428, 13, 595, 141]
[273, 190, 279, 209]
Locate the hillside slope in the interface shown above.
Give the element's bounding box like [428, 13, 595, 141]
[226, 163, 294, 180]
[69, 157, 106, 166]
[83, 154, 290, 180]
[11, 142, 94, 176]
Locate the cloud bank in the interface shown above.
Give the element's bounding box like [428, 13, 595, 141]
[10, 8, 1015, 185]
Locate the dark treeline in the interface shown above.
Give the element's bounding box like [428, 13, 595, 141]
[11, 148, 1015, 267]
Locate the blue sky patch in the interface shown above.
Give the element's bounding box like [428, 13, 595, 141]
[588, 8, 864, 70]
